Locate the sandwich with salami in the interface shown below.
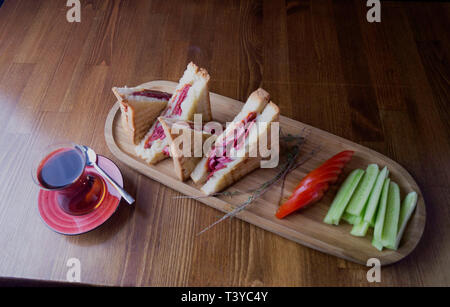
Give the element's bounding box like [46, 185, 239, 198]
[135, 62, 212, 164]
[191, 88, 280, 195]
[158, 117, 217, 181]
[112, 86, 171, 145]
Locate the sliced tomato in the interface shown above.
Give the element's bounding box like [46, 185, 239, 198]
[291, 173, 339, 196]
[309, 164, 346, 176]
[275, 183, 328, 219]
[301, 173, 339, 188]
[275, 150, 354, 219]
[291, 151, 354, 193]
[311, 151, 353, 172]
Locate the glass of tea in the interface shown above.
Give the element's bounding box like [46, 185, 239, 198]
[32, 143, 106, 215]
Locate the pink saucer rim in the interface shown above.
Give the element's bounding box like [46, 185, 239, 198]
[37, 155, 123, 236]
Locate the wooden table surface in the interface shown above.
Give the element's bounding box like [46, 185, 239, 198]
[0, 0, 448, 287]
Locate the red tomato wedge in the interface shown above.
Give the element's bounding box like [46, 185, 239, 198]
[275, 150, 354, 219]
[275, 183, 329, 219]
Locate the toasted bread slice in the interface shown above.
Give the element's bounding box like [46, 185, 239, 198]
[159, 117, 216, 181]
[112, 86, 170, 144]
[136, 62, 212, 164]
[191, 88, 270, 185]
[200, 101, 279, 195]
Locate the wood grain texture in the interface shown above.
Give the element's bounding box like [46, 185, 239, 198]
[0, 0, 448, 286]
[105, 80, 426, 266]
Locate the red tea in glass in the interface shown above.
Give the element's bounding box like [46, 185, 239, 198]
[33, 145, 106, 215]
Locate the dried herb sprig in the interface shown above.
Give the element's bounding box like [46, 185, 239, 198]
[174, 131, 308, 201]
[173, 190, 245, 200]
[196, 132, 320, 235]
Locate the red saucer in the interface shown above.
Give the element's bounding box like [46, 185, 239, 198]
[38, 156, 123, 235]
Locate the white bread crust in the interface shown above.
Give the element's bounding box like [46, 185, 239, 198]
[135, 62, 212, 164]
[200, 101, 279, 195]
[112, 86, 168, 144]
[190, 88, 270, 184]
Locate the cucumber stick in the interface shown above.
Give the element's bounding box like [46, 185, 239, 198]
[350, 205, 369, 236]
[351, 220, 370, 237]
[363, 166, 389, 224]
[373, 178, 390, 243]
[381, 182, 401, 249]
[394, 192, 418, 249]
[342, 212, 361, 225]
[372, 238, 384, 251]
[345, 164, 379, 216]
[324, 169, 364, 225]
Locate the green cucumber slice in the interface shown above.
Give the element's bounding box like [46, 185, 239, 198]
[345, 164, 379, 216]
[363, 166, 389, 224]
[381, 182, 401, 249]
[350, 203, 369, 236]
[350, 220, 370, 237]
[372, 238, 384, 251]
[373, 178, 390, 242]
[342, 212, 360, 225]
[394, 192, 418, 249]
[323, 169, 364, 225]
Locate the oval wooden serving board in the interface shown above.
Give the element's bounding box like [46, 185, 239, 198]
[105, 81, 425, 265]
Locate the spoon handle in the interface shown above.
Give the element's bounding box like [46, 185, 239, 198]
[93, 163, 135, 205]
